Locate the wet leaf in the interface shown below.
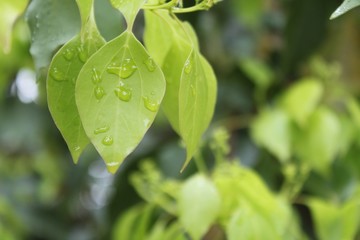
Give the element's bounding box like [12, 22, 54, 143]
[25, 0, 81, 73]
[47, 0, 105, 163]
[76, 31, 166, 173]
[179, 50, 217, 170]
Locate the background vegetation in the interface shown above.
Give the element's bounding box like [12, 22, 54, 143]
[1, 0, 360, 239]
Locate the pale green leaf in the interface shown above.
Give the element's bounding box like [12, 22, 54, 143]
[178, 174, 221, 240]
[179, 50, 217, 170]
[144, 10, 197, 67]
[308, 198, 360, 240]
[330, 0, 360, 19]
[144, 10, 216, 170]
[240, 58, 273, 89]
[110, 0, 145, 28]
[25, 0, 81, 72]
[0, 0, 28, 53]
[76, 31, 166, 173]
[280, 78, 323, 126]
[294, 107, 341, 172]
[251, 108, 291, 162]
[227, 205, 281, 240]
[47, 0, 105, 163]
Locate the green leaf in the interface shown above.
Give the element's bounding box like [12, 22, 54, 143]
[47, 0, 105, 163]
[178, 174, 221, 240]
[179, 50, 217, 170]
[0, 0, 28, 53]
[76, 31, 166, 173]
[308, 198, 360, 240]
[294, 107, 341, 172]
[227, 205, 281, 240]
[144, 10, 176, 66]
[251, 108, 291, 162]
[144, 10, 198, 68]
[25, 0, 81, 73]
[280, 78, 323, 126]
[240, 58, 273, 89]
[110, 0, 145, 28]
[330, 0, 360, 19]
[144, 10, 217, 170]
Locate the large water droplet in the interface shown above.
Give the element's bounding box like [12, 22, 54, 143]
[63, 48, 75, 61]
[106, 161, 120, 174]
[114, 86, 132, 102]
[77, 45, 88, 63]
[92, 68, 102, 84]
[102, 136, 114, 146]
[50, 67, 66, 81]
[106, 58, 137, 79]
[94, 86, 105, 100]
[94, 125, 110, 134]
[184, 59, 192, 74]
[143, 118, 151, 128]
[144, 57, 156, 72]
[143, 97, 159, 112]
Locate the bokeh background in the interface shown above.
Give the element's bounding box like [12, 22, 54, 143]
[1, 0, 360, 239]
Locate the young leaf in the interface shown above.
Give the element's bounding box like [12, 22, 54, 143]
[294, 107, 341, 172]
[179, 50, 217, 170]
[144, 10, 217, 170]
[280, 78, 323, 126]
[178, 174, 221, 239]
[330, 0, 360, 19]
[47, 0, 105, 163]
[76, 31, 166, 173]
[110, 0, 146, 28]
[251, 108, 291, 163]
[0, 0, 28, 53]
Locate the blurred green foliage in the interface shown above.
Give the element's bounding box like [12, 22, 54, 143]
[1, 0, 360, 239]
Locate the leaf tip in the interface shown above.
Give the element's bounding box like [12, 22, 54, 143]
[106, 161, 121, 174]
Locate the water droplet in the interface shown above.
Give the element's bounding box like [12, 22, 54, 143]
[106, 58, 137, 79]
[102, 136, 114, 146]
[143, 118, 151, 128]
[143, 97, 159, 112]
[92, 68, 101, 84]
[94, 125, 110, 134]
[144, 57, 156, 72]
[77, 45, 88, 63]
[190, 84, 196, 96]
[106, 161, 120, 174]
[63, 48, 75, 61]
[50, 67, 66, 81]
[73, 146, 81, 152]
[184, 59, 192, 74]
[114, 86, 132, 102]
[94, 86, 105, 100]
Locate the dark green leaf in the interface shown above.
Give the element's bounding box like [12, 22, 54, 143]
[76, 31, 166, 173]
[25, 0, 81, 73]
